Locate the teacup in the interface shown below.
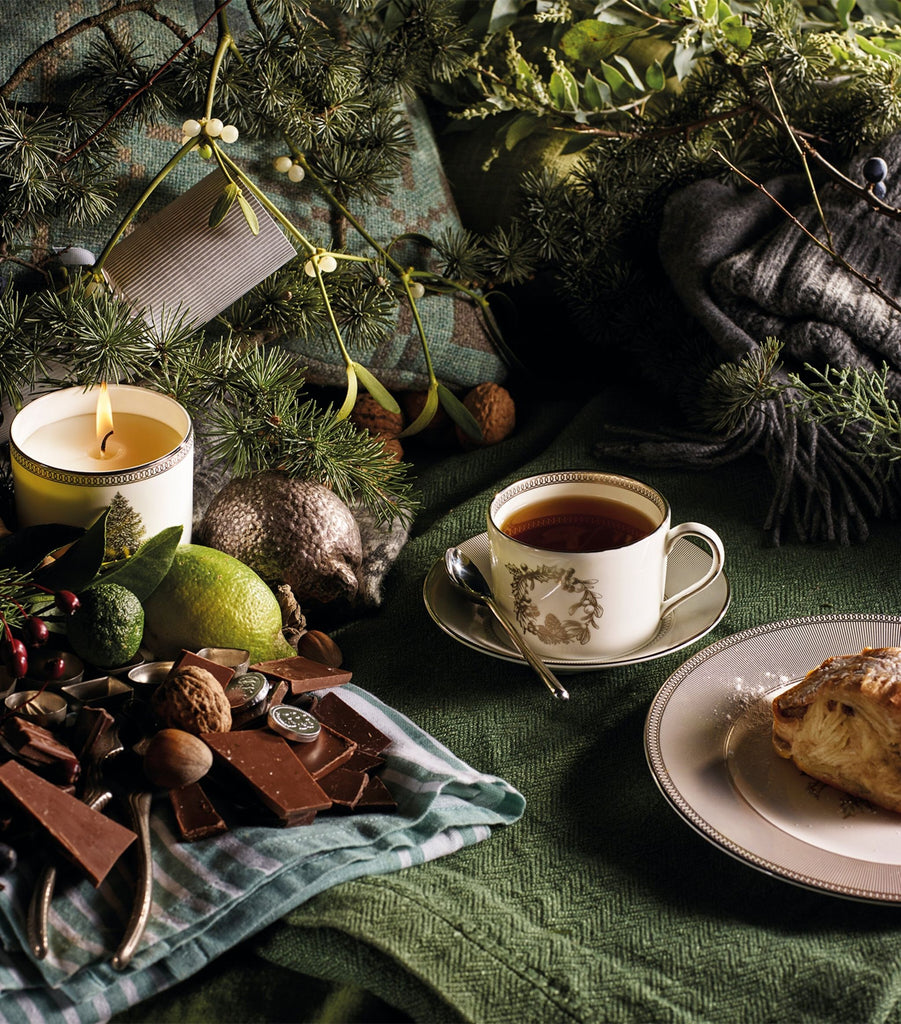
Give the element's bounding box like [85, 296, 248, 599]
[486, 471, 725, 658]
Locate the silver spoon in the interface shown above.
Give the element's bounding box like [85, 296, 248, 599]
[444, 547, 569, 701]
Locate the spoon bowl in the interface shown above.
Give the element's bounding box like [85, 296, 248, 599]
[444, 547, 569, 701]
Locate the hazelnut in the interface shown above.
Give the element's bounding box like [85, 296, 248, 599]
[152, 665, 232, 735]
[297, 629, 343, 668]
[455, 382, 515, 450]
[349, 395, 404, 439]
[143, 728, 213, 789]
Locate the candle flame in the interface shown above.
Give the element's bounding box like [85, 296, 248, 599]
[96, 383, 114, 454]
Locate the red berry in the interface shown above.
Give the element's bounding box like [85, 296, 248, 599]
[24, 616, 49, 646]
[44, 655, 66, 680]
[55, 591, 80, 615]
[11, 651, 28, 679]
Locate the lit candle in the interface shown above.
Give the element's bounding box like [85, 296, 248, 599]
[10, 385, 194, 543]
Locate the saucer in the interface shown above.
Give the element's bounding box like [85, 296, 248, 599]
[423, 533, 731, 674]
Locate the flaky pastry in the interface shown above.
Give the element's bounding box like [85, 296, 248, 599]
[772, 646, 901, 813]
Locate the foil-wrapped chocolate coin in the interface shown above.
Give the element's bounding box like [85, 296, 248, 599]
[225, 671, 269, 712]
[267, 704, 321, 743]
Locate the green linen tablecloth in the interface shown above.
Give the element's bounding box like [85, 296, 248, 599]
[106, 384, 901, 1023]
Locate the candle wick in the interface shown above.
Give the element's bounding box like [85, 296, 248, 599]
[100, 430, 114, 453]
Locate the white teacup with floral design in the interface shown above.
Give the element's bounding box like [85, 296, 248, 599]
[486, 471, 725, 659]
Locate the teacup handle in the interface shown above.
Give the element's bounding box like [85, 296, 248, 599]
[660, 523, 725, 619]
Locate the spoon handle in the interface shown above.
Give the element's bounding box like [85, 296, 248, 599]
[484, 596, 569, 701]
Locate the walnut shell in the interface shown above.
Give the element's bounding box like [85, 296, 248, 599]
[152, 666, 232, 735]
[143, 728, 213, 789]
[455, 383, 515, 450]
[349, 394, 404, 439]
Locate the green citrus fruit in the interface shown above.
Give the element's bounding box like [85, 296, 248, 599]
[141, 544, 294, 664]
[66, 582, 145, 668]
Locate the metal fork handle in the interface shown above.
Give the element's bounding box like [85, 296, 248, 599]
[111, 789, 153, 971]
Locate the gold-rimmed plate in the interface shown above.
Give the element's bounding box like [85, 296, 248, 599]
[646, 614, 901, 903]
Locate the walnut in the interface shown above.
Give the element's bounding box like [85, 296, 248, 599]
[152, 666, 232, 735]
[349, 395, 404, 439]
[455, 383, 516, 450]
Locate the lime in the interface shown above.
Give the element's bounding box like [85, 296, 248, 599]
[141, 544, 294, 664]
[67, 582, 144, 668]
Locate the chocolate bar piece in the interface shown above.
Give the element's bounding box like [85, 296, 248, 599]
[342, 749, 385, 772]
[170, 650, 235, 690]
[250, 655, 351, 695]
[318, 767, 368, 810]
[0, 760, 136, 885]
[169, 782, 228, 841]
[354, 774, 397, 813]
[314, 692, 391, 755]
[287, 722, 356, 779]
[203, 729, 331, 823]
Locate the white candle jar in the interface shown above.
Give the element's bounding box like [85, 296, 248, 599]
[10, 385, 194, 544]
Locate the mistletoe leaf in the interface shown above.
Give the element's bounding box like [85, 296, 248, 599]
[437, 383, 482, 442]
[96, 525, 181, 601]
[351, 361, 400, 414]
[398, 384, 439, 437]
[34, 508, 109, 592]
[209, 182, 239, 228]
[335, 363, 359, 421]
[237, 193, 260, 236]
[559, 20, 636, 65]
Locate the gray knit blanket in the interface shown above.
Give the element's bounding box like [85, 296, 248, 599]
[597, 133, 901, 544]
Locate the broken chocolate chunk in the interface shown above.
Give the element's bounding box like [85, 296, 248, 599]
[318, 767, 368, 810]
[354, 774, 397, 813]
[0, 760, 136, 885]
[250, 655, 351, 696]
[169, 782, 229, 841]
[170, 650, 235, 691]
[314, 692, 391, 755]
[286, 722, 356, 779]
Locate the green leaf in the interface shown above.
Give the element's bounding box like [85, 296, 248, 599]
[237, 193, 260, 236]
[611, 54, 645, 90]
[209, 182, 238, 228]
[503, 113, 542, 151]
[645, 60, 666, 91]
[838, 0, 856, 28]
[559, 20, 637, 65]
[351, 361, 401, 414]
[97, 525, 181, 601]
[549, 67, 580, 110]
[720, 16, 752, 50]
[398, 384, 439, 438]
[583, 70, 612, 109]
[0, 524, 85, 573]
[34, 508, 109, 592]
[437, 383, 482, 442]
[703, 0, 718, 19]
[599, 60, 631, 99]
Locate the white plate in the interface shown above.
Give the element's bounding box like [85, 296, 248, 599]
[645, 614, 901, 903]
[423, 532, 731, 674]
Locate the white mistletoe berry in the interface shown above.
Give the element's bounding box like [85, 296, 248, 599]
[273, 155, 293, 174]
[181, 118, 202, 137]
[219, 124, 239, 144]
[205, 118, 224, 138]
[287, 163, 306, 183]
[409, 281, 426, 299]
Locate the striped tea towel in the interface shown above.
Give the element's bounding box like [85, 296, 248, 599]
[0, 685, 525, 1022]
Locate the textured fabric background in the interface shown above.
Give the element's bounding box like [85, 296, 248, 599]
[113, 383, 901, 1024]
[0, 0, 505, 391]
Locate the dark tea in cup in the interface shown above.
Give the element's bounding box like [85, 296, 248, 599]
[499, 495, 659, 553]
